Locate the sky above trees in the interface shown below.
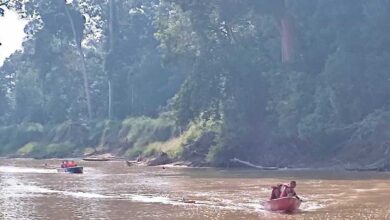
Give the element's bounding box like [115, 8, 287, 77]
[0, 6, 27, 66]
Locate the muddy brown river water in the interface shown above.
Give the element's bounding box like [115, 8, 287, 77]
[1, 159, 390, 219]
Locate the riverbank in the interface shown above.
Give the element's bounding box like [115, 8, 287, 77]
[0, 117, 218, 167]
[5, 150, 390, 172]
[1, 118, 390, 171]
[2, 153, 390, 174]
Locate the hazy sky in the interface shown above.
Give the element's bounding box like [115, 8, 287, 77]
[0, 7, 27, 66]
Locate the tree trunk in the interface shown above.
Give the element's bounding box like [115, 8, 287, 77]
[106, 0, 115, 120]
[63, 2, 92, 120]
[279, 16, 296, 63]
[108, 80, 112, 119]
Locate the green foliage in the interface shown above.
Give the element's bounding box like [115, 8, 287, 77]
[46, 121, 88, 147]
[182, 119, 220, 146]
[0, 123, 44, 154]
[2, 0, 390, 166]
[178, 118, 221, 164]
[44, 142, 77, 158]
[0, 117, 178, 158]
[17, 142, 41, 157]
[144, 138, 184, 158]
[126, 118, 219, 159]
[350, 110, 390, 144]
[96, 120, 121, 149]
[17, 141, 76, 158]
[122, 116, 178, 158]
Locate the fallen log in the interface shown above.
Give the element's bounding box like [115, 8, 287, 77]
[230, 158, 279, 170]
[126, 160, 143, 167]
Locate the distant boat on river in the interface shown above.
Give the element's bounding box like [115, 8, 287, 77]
[56, 166, 83, 174]
[83, 157, 111, 162]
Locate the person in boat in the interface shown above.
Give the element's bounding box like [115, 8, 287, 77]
[280, 180, 301, 200]
[68, 160, 77, 167]
[61, 160, 67, 168]
[63, 160, 73, 168]
[270, 184, 283, 200]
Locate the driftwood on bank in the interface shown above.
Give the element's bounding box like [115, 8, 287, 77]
[83, 153, 115, 161]
[126, 152, 172, 167]
[126, 160, 143, 167]
[230, 158, 279, 170]
[147, 152, 172, 166]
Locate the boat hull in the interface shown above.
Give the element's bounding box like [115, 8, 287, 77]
[83, 158, 110, 161]
[57, 166, 83, 174]
[263, 197, 301, 212]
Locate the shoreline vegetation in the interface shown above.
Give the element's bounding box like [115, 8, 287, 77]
[2, 156, 389, 174]
[1, 118, 389, 172]
[2, 1, 390, 174]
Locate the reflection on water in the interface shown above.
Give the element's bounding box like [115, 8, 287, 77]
[0, 159, 390, 219]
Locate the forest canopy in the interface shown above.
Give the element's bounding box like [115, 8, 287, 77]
[0, 0, 390, 167]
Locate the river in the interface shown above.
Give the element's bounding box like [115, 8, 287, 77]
[0, 159, 390, 219]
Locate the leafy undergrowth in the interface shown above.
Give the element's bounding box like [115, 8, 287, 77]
[1, 112, 389, 168]
[0, 116, 180, 159]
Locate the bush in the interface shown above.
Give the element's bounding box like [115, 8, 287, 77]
[45, 142, 77, 158]
[17, 141, 76, 158]
[47, 121, 88, 146]
[0, 123, 44, 154]
[1, 116, 179, 159]
[95, 120, 122, 150]
[122, 117, 177, 148]
[145, 137, 183, 158]
[121, 117, 178, 157]
[17, 142, 41, 156]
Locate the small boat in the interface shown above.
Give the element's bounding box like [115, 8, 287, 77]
[57, 166, 84, 174]
[83, 157, 110, 162]
[262, 197, 301, 212]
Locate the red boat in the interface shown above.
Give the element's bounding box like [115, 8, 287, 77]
[263, 197, 301, 212]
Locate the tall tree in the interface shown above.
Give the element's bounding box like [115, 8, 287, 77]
[63, 0, 92, 119]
